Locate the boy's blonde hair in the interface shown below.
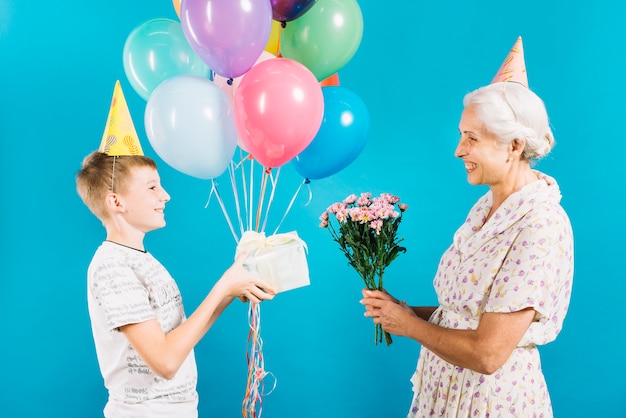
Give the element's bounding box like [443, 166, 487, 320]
[76, 151, 157, 220]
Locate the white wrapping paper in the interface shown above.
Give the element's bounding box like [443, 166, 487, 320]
[235, 230, 310, 293]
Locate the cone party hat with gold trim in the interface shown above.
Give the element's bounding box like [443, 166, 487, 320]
[491, 36, 528, 87]
[98, 81, 144, 156]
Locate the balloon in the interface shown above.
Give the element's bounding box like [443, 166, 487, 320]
[271, 0, 318, 22]
[214, 51, 276, 153]
[265, 20, 282, 55]
[180, 0, 272, 79]
[280, 0, 363, 81]
[145, 75, 238, 179]
[213, 51, 276, 100]
[123, 18, 211, 100]
[292, 86, 369, 180]
[320, 73, 340, 87]
[172, 0, 180, 18]
[234, 58, 324, 168]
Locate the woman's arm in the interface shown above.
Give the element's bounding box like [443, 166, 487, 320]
[412, 306, 438, 321]
[361, 289, 534, 375]
[121, 254, 275, 379]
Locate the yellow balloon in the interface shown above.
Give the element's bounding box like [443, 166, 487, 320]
[265, 20, 282, 55]
[172, 0, 181, 18]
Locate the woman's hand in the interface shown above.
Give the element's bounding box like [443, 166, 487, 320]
[360, 289, 417, 337]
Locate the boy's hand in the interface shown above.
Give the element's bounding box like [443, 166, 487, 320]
[219, 252, 276, 303]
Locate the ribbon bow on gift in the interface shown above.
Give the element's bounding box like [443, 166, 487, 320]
[237, 230, 308, 253]
[236, 230, 310, 293]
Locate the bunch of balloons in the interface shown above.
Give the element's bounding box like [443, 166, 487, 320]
[123, 3, 370, 417]
[122, 0, 370, 182]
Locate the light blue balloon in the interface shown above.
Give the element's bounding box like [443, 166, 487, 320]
[292, 86, 369, 179]
[123, 18, 211, 100]
[145, 75, 238, 179]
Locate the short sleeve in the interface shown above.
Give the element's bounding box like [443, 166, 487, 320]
[89, 257, 157, 332]
[485, 209, 573, 345]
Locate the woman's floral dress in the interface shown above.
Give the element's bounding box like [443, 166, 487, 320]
[408, 172, 574, 417]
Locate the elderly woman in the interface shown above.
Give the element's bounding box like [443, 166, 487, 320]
[361, 81, 574, 417]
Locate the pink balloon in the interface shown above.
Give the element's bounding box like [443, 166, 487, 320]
[234, 58, 324, 168]
[214, 51, 276, 153]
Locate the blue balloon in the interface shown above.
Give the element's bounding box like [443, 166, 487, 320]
[292, 86, 369, 179]
[144, 75, 238, 179]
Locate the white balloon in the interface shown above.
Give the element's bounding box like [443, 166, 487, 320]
[145, 75, 238, 179]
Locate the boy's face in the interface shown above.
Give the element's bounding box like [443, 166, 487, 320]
[117, 166, 170, 233]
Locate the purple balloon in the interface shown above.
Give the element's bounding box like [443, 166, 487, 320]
[271, 0, 317, 22]
[180, 0, 272, 79]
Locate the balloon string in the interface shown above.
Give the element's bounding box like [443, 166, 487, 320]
[228, 161, 245, 237]
[230, 153, 251, 232]
[304, 179, 313, 207]
[276, 23, 284, 57]
[237, 154, 249, 232]
[261, 167, 281, 233]
[232, 152, 249, 170]
[255, 169, 269, 232]
[205, 179, 239, 243]
[242, 303, 276, 418]
[249, 156, 255, 231]
[272, 178, 310, 235]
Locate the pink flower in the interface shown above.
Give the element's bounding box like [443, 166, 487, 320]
[319, 219, 329, 228]
[372, 205, 395, 220]
[349, 207, 372, 224]
[369, 219, 383, 234]
[326, 202, 346, 215]
[398, 203, 409, 212]
[343, 194, 357, 205]
[335, 208, 349, 223]
[380, 193, 400, 204]
[357, 192, 372, 207]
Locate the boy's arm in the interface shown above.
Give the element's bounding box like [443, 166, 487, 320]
[121, 254, 275, 380]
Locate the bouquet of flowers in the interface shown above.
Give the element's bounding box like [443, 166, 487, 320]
[320, 192, 408, 345]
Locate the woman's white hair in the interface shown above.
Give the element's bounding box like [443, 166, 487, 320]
[463, 82, 555, 160]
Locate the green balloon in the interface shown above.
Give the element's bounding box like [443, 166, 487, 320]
[280, 0, 363, 81]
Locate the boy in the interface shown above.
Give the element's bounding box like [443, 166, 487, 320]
[76, 81, 275, 417]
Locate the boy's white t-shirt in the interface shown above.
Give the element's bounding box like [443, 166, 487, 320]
[87, 241, 198, 417]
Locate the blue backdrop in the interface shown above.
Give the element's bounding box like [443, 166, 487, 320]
[1, 0, 624, 417]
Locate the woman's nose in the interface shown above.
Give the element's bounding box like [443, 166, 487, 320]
[454, 139, 466, 158]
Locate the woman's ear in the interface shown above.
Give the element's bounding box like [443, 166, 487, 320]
[511, 138, 526, 158]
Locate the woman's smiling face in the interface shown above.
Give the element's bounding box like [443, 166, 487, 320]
[455, 105, 510, 187]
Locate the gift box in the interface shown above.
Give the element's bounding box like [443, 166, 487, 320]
[235, 230, 310, 293]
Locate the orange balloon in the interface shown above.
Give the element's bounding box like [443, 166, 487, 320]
[320, 73, 340, 87]
[172, 0, 181, 18]
[265, 20, 282, 55]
